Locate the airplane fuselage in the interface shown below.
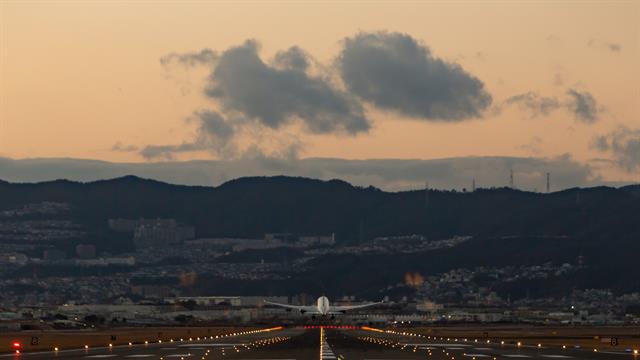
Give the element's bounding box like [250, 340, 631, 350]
[316, 296, 330, 315]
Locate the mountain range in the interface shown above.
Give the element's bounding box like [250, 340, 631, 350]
[1, 175, 639, 297]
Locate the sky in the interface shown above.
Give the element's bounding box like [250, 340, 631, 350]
[0, 1, 638, 190]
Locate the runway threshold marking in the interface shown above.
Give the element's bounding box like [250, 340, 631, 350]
[320, 327, 337, 360]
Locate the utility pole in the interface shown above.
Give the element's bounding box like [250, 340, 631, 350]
[509, 168, 514, 189]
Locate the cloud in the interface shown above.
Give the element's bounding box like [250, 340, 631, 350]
[155, 33, 495, 160]
[566, 88, 599, 123]
[273, 46, 309, 72]
[501, 88, 601, 123]
[337, 31, 492, 121]
[139, 143, 202, 160]
[160, 48, 218, 67]
[0, 155, 608, 192]
[205, 40, 370, 135]
[111, 142, 139, 152]
[588, 39, 622, 53]
[518, 136, 544, 155]
[140, 110, 236, 160]
[591, 126, 640, 172]
[504, 92, 562, 118]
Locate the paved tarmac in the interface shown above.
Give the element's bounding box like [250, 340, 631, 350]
[1, 327, 637, 359]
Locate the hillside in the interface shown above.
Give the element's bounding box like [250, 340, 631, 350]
[1, 175, 639, 243]
[1, 176, 640, 297]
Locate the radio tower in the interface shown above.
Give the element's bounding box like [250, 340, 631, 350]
[546, 172, 551, 193]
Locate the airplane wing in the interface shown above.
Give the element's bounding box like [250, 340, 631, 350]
[331, 301, 384, 313]
[264, 301, 320, 314]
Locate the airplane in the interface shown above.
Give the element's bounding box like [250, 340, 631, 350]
[264, 296, 383, 316]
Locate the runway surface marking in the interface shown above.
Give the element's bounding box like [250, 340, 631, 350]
[180, 343, 247, 347]
[320, 327, 337, 360]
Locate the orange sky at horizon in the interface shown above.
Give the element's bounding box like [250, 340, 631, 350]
[0, 1, 638, 182]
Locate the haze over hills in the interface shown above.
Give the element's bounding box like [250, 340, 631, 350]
[1, 175, 639, 298]
[0, 156, 630, 192]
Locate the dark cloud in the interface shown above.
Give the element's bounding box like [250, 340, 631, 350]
[139, 143, 201, 160]
[0, 155, 609, 192]
[591, 126, 640, 172]
[588, 39, 622, 53]
[160, 48, 218, 67]
[140, 110, 236, 160]
[501, 88, 601, 123]
[205, 40, 370, 135]
[566, 89, 599, 123]
[504, 92, 561, 118]
[273, 46, 309, 72]
[337, 31, 492, 121]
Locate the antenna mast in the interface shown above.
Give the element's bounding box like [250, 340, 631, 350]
[546, 172, 551, 193]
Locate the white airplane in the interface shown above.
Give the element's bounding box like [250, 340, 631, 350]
[265, 296, 382, 315]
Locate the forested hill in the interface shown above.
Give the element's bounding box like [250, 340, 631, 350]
[1, 175, 639, 244]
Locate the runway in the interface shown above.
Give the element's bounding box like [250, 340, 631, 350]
[2, 326, 637, 359]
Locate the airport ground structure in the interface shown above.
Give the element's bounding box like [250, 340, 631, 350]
[1, 324, 639, 359]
